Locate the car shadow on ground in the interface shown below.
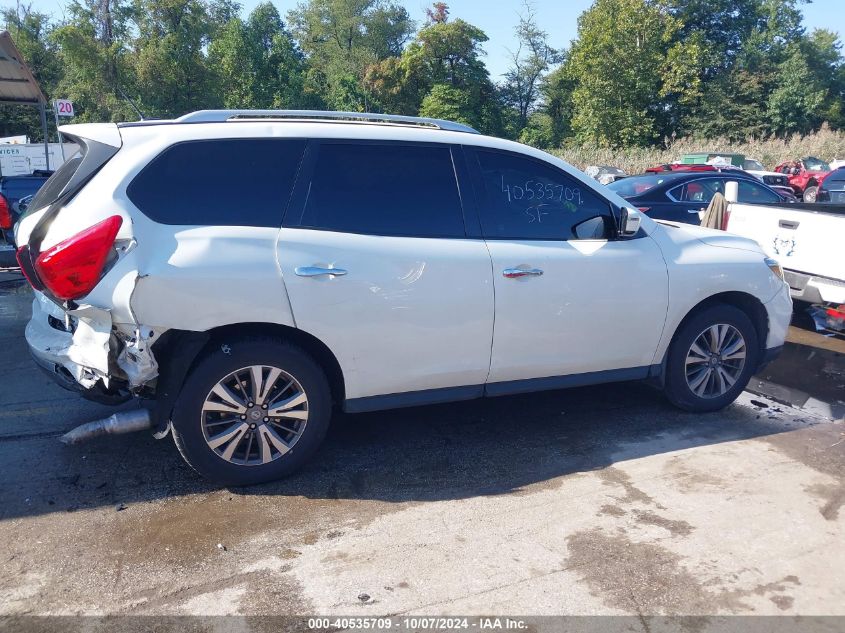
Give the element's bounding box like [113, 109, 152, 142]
[1, 276, 836, 522]
[0, 377, 813, 522]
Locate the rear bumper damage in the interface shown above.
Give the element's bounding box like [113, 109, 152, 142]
[25, 291, 160, 404]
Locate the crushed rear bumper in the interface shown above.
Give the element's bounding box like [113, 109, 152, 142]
[24, 291, 158, 403]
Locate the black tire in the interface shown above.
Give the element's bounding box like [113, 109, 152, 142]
[802, 185, 818, 203]
[171, 337, 332, 485]
[663, 304, 759, 412]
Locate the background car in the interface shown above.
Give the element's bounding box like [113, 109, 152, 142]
[774, 157, 831, 202]
[608, 171, 785, 224]
[817, 166, 845, 203]
[584, 165, 627, 185]
[0, 171, 51, 249]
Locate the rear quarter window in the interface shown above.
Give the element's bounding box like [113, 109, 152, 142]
[127, 139, 306, 227]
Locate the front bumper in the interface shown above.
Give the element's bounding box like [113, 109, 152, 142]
[784, 269, 845, 305]
[763, 281, 793, 353]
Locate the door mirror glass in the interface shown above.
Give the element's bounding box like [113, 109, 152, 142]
[620, 208, 642, 237]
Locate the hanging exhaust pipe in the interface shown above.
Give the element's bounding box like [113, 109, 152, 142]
[61, 409, 152, 445]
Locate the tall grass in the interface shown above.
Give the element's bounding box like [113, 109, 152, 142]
[547, 125, 845, 174]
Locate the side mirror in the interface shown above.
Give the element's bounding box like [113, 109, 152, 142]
[619, 207, 642, 237]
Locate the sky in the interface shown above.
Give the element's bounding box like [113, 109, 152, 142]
[14, 0, 845, 80]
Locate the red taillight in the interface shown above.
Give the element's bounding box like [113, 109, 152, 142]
[0, 194, 11, 230]
[34, 216, 123, 300]
[638, 207, 651, 213]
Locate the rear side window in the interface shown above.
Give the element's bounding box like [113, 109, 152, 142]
[298, 142, 465, 238]
[669, 178, 725, 204]
[128, 139, 305, 226]
[474, 149, 614, 240]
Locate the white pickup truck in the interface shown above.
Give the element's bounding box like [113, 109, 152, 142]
[724, 194, 845, 331]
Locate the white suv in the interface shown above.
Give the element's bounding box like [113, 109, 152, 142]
[15, 110, 792, 484]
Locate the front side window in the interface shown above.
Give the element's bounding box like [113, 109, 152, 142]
[127, 139, 306, 226]
[299, 142, 465, 238]
[474, 149, 614, 240]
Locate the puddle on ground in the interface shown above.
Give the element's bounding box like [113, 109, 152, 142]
[750, 317, 845, 422]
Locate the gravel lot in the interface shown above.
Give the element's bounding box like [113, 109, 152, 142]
[1, 273, 843, 620]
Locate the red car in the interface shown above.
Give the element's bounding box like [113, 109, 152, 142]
[774, 157, 831, 202]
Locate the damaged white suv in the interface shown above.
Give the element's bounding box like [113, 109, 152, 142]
[16, 110, 792, 485]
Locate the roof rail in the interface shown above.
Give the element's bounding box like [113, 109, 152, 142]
[175, 109, 480, 134]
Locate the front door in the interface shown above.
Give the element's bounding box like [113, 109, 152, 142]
[465, 147, 669, 390]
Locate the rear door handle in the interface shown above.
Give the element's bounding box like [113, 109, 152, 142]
[779, 220, 799, 229]
[503, 268, 543, 279]
[295, 266, 347, 277]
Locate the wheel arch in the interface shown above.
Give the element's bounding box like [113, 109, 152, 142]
[151, 322, 346, 431]
[651, 291, 769, 387]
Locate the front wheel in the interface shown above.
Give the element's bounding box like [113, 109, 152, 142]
[171, 337, 332, 485]
[663, 304, 759, 412]
[802, 185, 818, 203]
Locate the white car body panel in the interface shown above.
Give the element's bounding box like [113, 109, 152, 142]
[276, 228, 494, 400]
[648, 221, 789, 356]
[16, 117, 790, 406]
[485, 235, 668, 383]
[726, 203, 845, 304]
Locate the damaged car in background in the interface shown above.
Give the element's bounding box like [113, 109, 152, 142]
[15, 111, 792, 485]
[584, 165, 628, 185]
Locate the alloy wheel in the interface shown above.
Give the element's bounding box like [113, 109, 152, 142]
[684, 324, 747, 399]
[200, 365, 309, 465]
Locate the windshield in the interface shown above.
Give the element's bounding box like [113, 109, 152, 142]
[804, 157, 830, 171]
[607, 175, 670, 197]
[743, 159, 765, 171]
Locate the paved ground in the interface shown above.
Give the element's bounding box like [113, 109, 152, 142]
[0, 273, 843, 618]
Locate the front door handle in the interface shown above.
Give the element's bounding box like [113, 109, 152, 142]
[295, 266, 348, 277]
[503, 268, 543, 279]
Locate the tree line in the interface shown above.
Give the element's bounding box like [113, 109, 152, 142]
[2, 0, 843, 150]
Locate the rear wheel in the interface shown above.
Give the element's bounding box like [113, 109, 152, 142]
[171, 337, 332, 485]
[664, 304, 759, 412]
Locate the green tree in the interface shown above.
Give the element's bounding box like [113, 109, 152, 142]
[51, 0, 140, 123]
[501, 2, 561, 131]
[209, 3, 312, 109]
[131, 0, 221, 118]
[365, 3, 501, 132]
[767, 47, 827, 135]
[287, 0, 413, 111]
[565, 0, 679, 147]
[0, 6, 62, 140]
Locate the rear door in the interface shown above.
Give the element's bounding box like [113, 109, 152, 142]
[277, 140, 494, 406]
